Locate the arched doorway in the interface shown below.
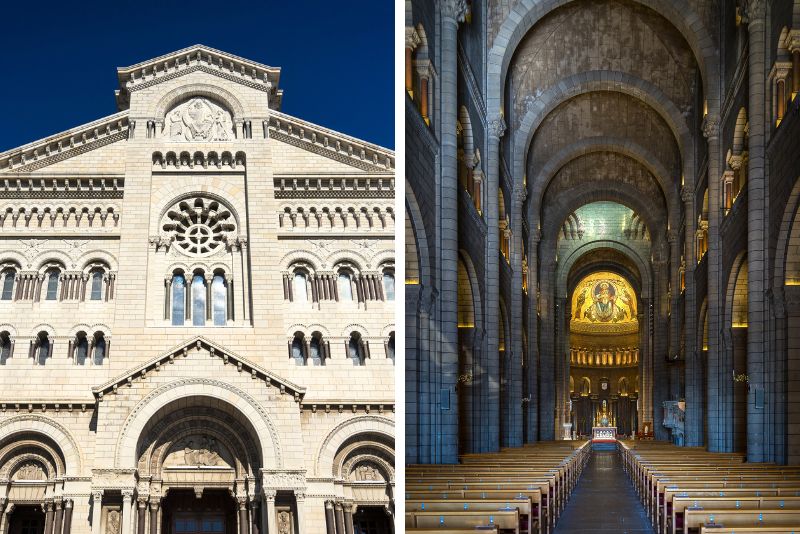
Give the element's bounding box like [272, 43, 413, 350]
[133, 396, 264, 534]
[0, 431, 73, 534]
[568, 271, 640, 438]
[331, 432, 394, 534]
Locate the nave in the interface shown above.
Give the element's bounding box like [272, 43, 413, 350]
[554, 451, 651, 534]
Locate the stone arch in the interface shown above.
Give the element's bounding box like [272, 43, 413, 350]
[487, 0, 718, 115]
[457, 252, 482, 330]
[732, 107, 749, 154]
[532, 138, 676, 229]
[313, 415, 395, 477]
[515, 72, 691, 199]
[727, 253, 749, 328]
[405, 182, 431, 287]
[774, 176, 800, 287]
[0, 415, 83, 475]
[152, 83, 246, 121]
[558, 240, 652, 300]
[115, 379, 282, 469]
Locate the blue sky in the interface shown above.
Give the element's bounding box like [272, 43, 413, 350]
[0, 1, 394, 152]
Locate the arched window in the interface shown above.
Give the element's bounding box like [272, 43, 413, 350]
[0, 332, 12, 364]
[1, 269, 15, 300]
[45, 269, 60, 300]
[192, 274, 206, 327]
[383, 270, 395, 301]
[212, 274, 227, 326]
[309, 332, 325, 366]
[338, 270, 354, 301]
[386, 332, 395, 360]
[348, 332, 365, 366]
[74, 332, 88, 365]
[290, 332, 306, 366]
[35, 332, 50, 365]
[171, 273, 186, 326]
[93, 332, 106, 365]
[90, 270, 104, 301]
[293, 271, 308, 302]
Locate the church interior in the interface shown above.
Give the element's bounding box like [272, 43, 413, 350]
[405, 0, 800, 531]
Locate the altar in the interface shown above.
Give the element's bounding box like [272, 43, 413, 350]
[592, 426, 617, 450]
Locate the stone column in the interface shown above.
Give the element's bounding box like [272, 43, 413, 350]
[263, 491, 276, 534]
[342, 504, 354, 534]
[526, 230, 540, 442]
[683, 186, 702, 446]
[53, 501, 63, 534]
[746, 0, 767, 463]
[121, 490, 134, 534]
[324, 502, 335, 534]
[91, 491, 103, 534]
[294, 492, 306, 534]
[237, 498, 247, 534]
[433, 0, 469, 463]
[506, 188, 526, 447]
[148, 499, 159, 534]
[44, 502, 54, 534]
[703, 112, 726, 452]
[136, 500, 146, 534]
[63, 499, 73, 534]
[1, 503, 13, 534]
[333, 503, 345, 534]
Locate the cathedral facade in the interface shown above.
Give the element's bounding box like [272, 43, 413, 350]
[0, 46, 395, 534]
[406, 0, 800, 464]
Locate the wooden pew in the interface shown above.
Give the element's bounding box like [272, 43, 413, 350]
[406, 509, 520, 533]
[684, 509, 800, 533]
[700, 528, 800, 533]
[670, 496, 800, 534]
[406, 499, 533, 534]
[407, 529, 499, 534]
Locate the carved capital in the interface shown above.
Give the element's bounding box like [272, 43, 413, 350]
[488, 115, 507, 139]
[438, 0, 469, 23]
[746, 0, 766, 23]
[702, 114, 720, 139]
[405, 26, 421, 49]
[121, 489, 134, 501]
[92, 490, 104, 502]
[680, 187, 692, 203]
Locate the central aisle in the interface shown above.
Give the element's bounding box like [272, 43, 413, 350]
[554, 450, 654, 533]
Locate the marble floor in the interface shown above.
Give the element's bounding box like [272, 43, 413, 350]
[553, 450, 654, 534]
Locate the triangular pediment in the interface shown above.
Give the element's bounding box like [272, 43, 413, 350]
[0, 111, 130, 173]
[268, 111, 395, 173]
[91, 336, 306, 401]
[115, 44, 282, 111]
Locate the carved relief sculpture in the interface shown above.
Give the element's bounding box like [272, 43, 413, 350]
[351, 463, 381, 481]
[12, 461, 45, 480]
[168, 98, 234, 142]
[106, 511, 121, 534]
[181, 435, 225, 466]
[277, 511, 292, 534]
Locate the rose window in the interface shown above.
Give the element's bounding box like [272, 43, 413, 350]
[162, 197, 236, 257]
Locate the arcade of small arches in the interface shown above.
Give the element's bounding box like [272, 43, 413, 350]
[405, 0, 800, 465]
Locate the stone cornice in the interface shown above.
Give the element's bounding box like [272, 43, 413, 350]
[115, 45, 282, 111]
[300, 402, 395, 414]
[267, 111, 394, 173]
[273, 175, 394, 199]
[0, 113, 129, 173]
[91, 336, 306, 401]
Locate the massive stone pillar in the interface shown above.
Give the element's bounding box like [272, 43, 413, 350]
[653, 259, 670, 440]
[484, 114, 506, 452]
[525, 230, 540, 442]
[539, 257, 557, 440]
[704, 113, 727, 451]
[505, 188, 526, 447]
[434, 0, 468, 462]
[746, 0, 767, 463]
[683, 188, 703, 446]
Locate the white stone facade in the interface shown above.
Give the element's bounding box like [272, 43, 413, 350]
[0, 45, 395, 534]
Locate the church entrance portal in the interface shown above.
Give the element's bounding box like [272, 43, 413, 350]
[161, 490, 234, 534]
[352, 506, 392, 534]
[7, 506, 45, 534]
